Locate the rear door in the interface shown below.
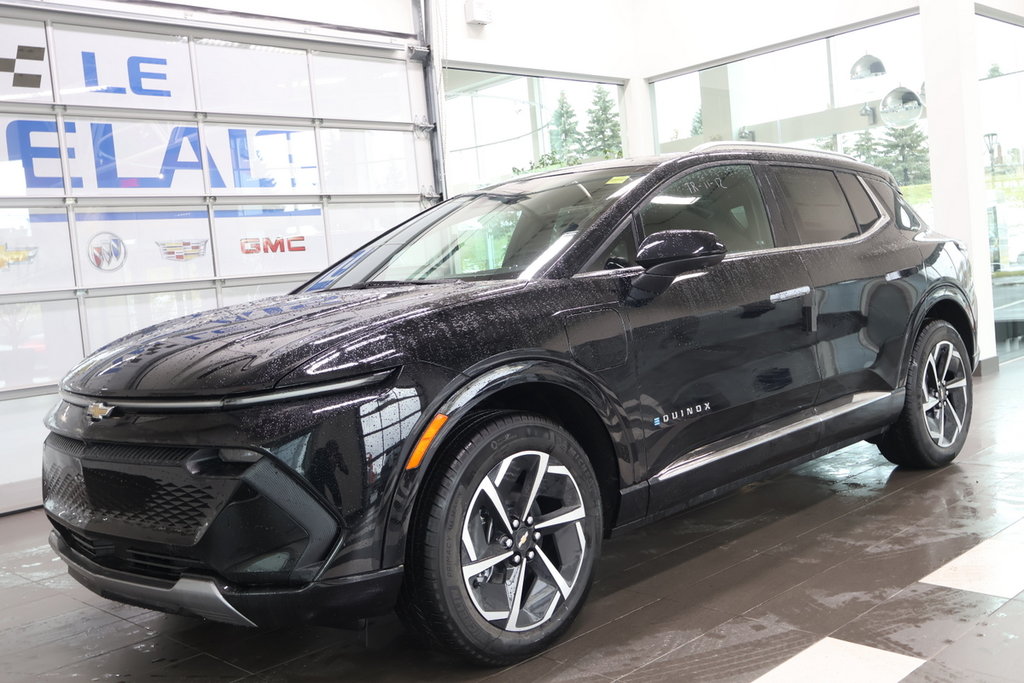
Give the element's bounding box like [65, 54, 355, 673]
[767, 165, 925, 414]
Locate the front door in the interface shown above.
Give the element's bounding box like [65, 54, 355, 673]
[625, 163, 822, 493]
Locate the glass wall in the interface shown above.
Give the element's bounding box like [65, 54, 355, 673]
[0, 9, 435, 508]
[978, 16, 1024, 361]
[443, 69, 623, 193]
[0, 16, 433, 397]
[652, 16, 932, 219]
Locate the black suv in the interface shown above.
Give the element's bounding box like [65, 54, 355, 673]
[43, 143, 977, 664]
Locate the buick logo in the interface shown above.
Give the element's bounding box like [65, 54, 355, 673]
[86, 402, 116, 421]
[88, 232, 127, 271]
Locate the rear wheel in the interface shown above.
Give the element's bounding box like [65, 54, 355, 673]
[878, 320, 972, 468]
[399, 411, 602, 665]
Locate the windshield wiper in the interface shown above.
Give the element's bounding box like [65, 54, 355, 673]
[346, 279, 451, 289]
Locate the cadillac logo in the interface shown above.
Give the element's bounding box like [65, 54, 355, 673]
[86, 402, 116, 421]
[156, 239, 208, 261]
[88, 233, 126, 271]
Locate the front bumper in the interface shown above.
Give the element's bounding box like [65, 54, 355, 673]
[50, 530, 403, 627]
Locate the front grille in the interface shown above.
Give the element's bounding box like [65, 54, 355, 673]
[64, 526, 113, 558]
[43, 434, 230, 545]
[58, 524, 200, 581]
[82, 468, 215, 538]
[123, 548, 196, 578]
[47, 433, 194, 465]
[44, 432, 338, 587]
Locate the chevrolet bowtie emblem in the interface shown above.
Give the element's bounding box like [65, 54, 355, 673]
[86, 402, 116, 421]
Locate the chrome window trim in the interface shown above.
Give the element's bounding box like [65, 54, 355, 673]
[573, 266, 643, 279]
[769, 285, 811, 304]
[568, 164, 892, 276]
[60, 369, 393, 412]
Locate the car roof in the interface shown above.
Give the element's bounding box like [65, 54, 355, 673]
[475, 142, 894, 194]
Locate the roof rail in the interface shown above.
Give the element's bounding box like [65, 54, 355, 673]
[689, 140, 857, 162]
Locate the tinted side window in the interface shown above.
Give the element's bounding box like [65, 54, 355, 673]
[582, 223, 639, 272]
[895, 196, 924, 230]
[864, 177, 923, 229]
[837, 172, 880, 231]
[639, 165, 774, 253]
[774, 166, 859, 244]
[865, 177, 897, 217]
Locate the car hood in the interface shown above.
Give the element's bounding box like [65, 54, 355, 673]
[62, 281, 524, 399]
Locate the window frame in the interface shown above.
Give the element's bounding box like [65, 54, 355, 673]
[576, 215, 643, 276]
[764, 163, 890, 249]
[836, 171, 882, 233]
[632, 161, 786, 256]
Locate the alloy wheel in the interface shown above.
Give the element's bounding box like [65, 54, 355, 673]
[920, 340, 969, 448]
[460, 449, 587, 632]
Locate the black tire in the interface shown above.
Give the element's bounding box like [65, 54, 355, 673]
[878, 320, 973, 468]
[398, 411, 602, 666]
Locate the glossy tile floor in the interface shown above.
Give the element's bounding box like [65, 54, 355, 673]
[2, 360, 1023, 682]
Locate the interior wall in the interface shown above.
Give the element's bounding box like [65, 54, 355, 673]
[439, 0, 918, 156]
[20, 0, 418, 36]
[631, 0, 917, 78]
[439, 0, 634, 79]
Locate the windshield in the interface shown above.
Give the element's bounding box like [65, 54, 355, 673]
[301, 166, 651, 290]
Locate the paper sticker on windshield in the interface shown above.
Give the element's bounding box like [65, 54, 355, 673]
[606, 176, 630, 184]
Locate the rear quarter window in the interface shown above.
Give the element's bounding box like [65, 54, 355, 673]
[837, 172, 881, 232]
[773, 166, 860, 245]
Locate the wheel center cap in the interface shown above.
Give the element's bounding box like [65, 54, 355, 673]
[514, 528, 532, 551]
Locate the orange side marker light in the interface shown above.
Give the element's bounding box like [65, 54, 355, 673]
[405, 413, 449, 470]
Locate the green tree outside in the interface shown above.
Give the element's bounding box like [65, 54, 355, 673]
[877, 123, 931, 185]
[815, 135, 837, 152]
[690, 108, 703, 136]
[850, 129, 882, 168]
[549, 90, 583, 163]
[583, 85, 622, 159]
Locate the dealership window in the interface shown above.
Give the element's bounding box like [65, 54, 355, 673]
[0, 5, 437, 491]
[652, 16, 932, 223]
[443, 69, 624, 193]
[978, 15, 1024, 361]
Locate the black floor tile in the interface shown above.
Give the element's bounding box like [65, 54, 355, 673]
[541, 598, 730, 678]
[618, 616, 818, 683]
[833, 583, 1006, 658]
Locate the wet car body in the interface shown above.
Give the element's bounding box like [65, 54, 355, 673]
[43, 144, 977, 642]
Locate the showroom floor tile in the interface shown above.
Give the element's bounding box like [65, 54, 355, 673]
[0, 359, 1022, 682]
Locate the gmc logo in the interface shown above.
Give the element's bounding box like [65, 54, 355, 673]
[240, 236, 306, 254]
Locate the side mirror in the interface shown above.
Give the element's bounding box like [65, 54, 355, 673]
[627, 230, 726, 306]
[636, 230, 727, 276]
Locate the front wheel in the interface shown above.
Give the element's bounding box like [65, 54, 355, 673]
[399, 411, 602, 665]
[878, 320, 973, 468]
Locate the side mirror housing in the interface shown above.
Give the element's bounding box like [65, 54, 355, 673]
[627, 230, 726, 306]
[636, 230, 727, 276]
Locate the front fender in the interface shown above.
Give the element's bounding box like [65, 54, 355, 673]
[379, 357, 639, 569]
